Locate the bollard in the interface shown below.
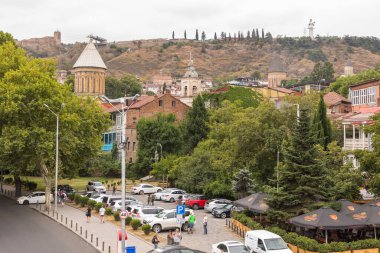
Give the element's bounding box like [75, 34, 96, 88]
[96, 237, 98, 247]
[39, 203, 42, 211]
[47, 209, 50, 216]
[61, 214, 63, 222]
[102, 242, 105, 251]
[56, 212, 58, 219]
[85, 230, 87, 239]
[91, 234, 93, 243]
[225, 219, 227, 226]
[76, 223, 78, 231]
[108, 246, 111, 253]
[70, 220, 73, 228]
[80, 226, 82, 235]
[65, 217, 67, 225]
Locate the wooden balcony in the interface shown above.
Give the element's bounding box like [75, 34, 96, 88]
[343, 138, 372, 150]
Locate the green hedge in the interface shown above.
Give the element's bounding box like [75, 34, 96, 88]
[233, 213, 380, 252]
[113, 211, 121, 221]
[131, 219, 141, 230]
[125, 216, 132, 225]
[105, 208, 113, 216]
[95, 202, 103, 213]
[141, 224, 151, 235]
[80, 196, 89, 207]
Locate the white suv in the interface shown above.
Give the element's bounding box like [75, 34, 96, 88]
[205, 199, 232, 212]
[131, 206, 164, 221]
[86, 181, 106, 193]
[143, 209, 190, 233]
[131, 184, 162, 195]
[161, 189, 186, 203]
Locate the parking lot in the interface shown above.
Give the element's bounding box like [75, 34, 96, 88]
[131, 193, 243, 252]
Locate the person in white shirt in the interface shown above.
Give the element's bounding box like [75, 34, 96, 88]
[99, 205, 106, 223]
[203, 215, 208, 234]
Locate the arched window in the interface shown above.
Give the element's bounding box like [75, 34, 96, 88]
[192, 86, 198, 96]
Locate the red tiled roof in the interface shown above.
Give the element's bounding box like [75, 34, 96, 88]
[323, 92, 351, 106]
[209, 86, 230, 94]
[129, 95, 157, 109]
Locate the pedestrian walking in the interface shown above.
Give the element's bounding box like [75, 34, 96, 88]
[86, 206, 92, 223]
[173, 228, 182, 245]
[112, 185, 116, 196]
[151, 195, 155, 206]
[61, 191, 66, 206]
[99, 205, 106, 223]
[147, 194, 151, 205]
[203, 215, 208, 234]
[188, 211, 196, 234]
[167, 230, 174, 245]
[152, 234, 160, 249]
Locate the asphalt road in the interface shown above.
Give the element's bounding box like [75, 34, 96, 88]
[0, 195, 98, 253]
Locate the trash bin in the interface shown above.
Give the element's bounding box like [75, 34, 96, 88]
[126, 246, 136, 253]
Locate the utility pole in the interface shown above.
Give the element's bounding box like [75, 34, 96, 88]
[276, 149, 280, 193]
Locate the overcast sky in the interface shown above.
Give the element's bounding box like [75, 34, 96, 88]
[1, 0, 378, 43]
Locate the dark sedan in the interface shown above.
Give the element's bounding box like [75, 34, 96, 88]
[211, 204, 242, 219]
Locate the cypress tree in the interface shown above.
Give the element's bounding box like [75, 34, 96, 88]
[181, 95, 209, 154]
[247, 30, 251, 39]
[256, 29, 259, 39]
[195, 29, 199, 40]
[228, 33, 231, 41]
[162, 82, 167, 94]
[252, 29, 256, 39]
[184, 30, 187, 39]
[270, 108, 329, 210]
[262, 28, 265, 39]
[172, 31, 175, 40]
[214, 32, 217, 40]
[312, 95, 332, 150]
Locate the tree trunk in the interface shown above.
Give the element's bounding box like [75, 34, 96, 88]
[14, 175, 22, 197]
[39, 161, 52, 211]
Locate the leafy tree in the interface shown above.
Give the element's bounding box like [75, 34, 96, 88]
[270, 108, 329, 211]
[88, 152, 120, 177]
[195, 29, 199, 40]
[201, 31, 206, 41]
[135, 114, 182, 176]
[265, 32, 273, 43]
[312, 95, 332, 150]
[0, 31, 16, 46]
[105, 74, 142, 99]
[232, 168, 254, 199]
[328, 69, 380, 96]
[181, 95, 209, 154]
[0, 42, 27, 78]
[305, 62, 335, 82]
[251, 70, 261, 80]
[0, 49, 109, 208]
[184, 30, 187, 40]
[146, 91, 155, 96]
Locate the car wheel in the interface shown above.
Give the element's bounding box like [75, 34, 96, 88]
[221, 213, 227, 219]
[139, 190, 144, 195]
[193, 204, 199, 210]
[23, 200, 29, 205]
[170, 198, 175, 203]
[152, 224, 162, 233]
[182, 222, 189, 231]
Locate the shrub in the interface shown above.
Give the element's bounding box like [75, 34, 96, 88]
[74, 194, 81, 204]
[80, 196, 89, 207]
[95, 203, 103, 213]
[87, 200, 97, 209]
[4, 177, 13, 184]
[267, 226, 287, 237]
[327, 242, 350, 252]
[141, 224, 151, 235]
[105, 208, 113, 216]
[130, 219, 141, 230]
[25, 181, 37, 191]
[349, 239, 380, 250]
[68, 193, 76, 201]
[125, 216, 132, 225]
[113, 211, 120, 221]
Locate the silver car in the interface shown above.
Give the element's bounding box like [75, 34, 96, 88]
[161, 189, 186, 203]
[205, 199, 232, 212]
[153, 188, 178, 200]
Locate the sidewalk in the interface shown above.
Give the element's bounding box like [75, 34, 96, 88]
[1, 185, 153, 253]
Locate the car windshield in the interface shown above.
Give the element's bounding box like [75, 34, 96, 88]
[228, 245, 250, 253]
[264, 238, 288, 250]
[223, 204, 233, 209]
[94, 182, 102, 186]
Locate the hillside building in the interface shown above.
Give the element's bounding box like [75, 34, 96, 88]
[343, 59, 354, 77]
[17, 30, 61, 56]
[72, 40, 107, 96]
[323, 92, 352, 115]
[267, 54, 287, 88]
[100, 91, 189, 162]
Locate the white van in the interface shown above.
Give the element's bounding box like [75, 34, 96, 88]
[245, 230, 292, 253]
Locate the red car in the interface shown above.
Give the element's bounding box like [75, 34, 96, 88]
[185, 194, 208, 210]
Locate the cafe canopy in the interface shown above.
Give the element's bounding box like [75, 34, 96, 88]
[233, 192, 269, 214]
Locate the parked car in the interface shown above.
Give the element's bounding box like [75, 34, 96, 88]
[111, 200, 142, 212]
[185, 194, 208, 210]
[101, 195, 138, 207]
[211, 241, 250, 253]
[131, 206, 164, 221]
[153, 188, 178, 200]
[147, 245, 206, 253]
[245, 230, 292, 253]
[131, 184, 162, 195]
[91, 194, 109, 203]
[86, 181, 106, 193]
[57, 184, 75, 194]
[212, 204, 242, 219]
[17, 192, 53, 205]
[161, 189, 186, 203]
[81, 191, 100, 199]
[143, 209, 191, 233]
[205, 199, 232, 212]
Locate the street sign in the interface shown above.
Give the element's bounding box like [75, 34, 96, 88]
[119, 210, 127, 219]
[176, 205, 185, 215]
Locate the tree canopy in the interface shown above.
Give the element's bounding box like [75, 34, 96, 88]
[105, 74, 142, 99]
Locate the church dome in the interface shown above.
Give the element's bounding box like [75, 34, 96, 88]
[73, 40, 107, 69]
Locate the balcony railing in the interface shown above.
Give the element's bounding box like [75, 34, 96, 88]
[343, 138, 371, 150]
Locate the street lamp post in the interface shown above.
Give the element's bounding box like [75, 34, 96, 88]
[44, 103, 64, 212]
[101, 94, 139, 253]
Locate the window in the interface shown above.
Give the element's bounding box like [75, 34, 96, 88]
[127, 141, 130, 150]
[166, 212, 176, 219]
[132, 117, 137, 124]
[133, 142, 136, 151]
[159, 100, 163, 107]
[129, 158, 132, 163]
[258, 239, 266, 251]
[349, 86, 377, 106]
[172, 100, 176, 107]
